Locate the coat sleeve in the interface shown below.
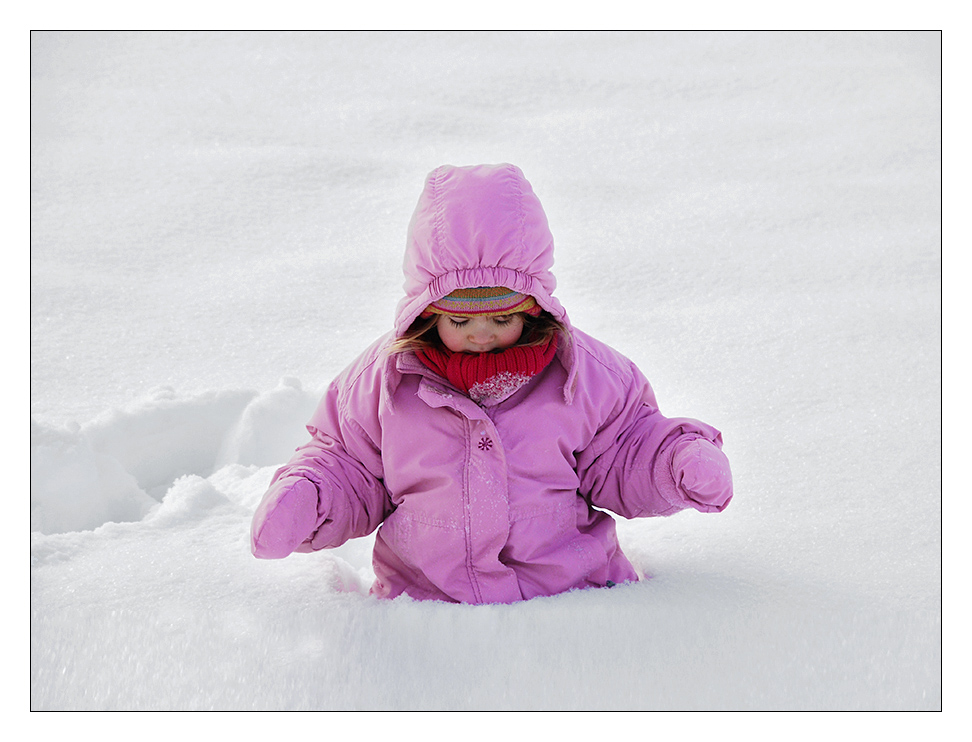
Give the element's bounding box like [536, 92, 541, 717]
[575, 352, 732, 519]
[250, 347, 393, 557]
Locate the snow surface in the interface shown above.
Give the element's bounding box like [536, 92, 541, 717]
[30, 31, 941, 711]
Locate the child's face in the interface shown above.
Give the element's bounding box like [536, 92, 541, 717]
[436, 314, 525, 354]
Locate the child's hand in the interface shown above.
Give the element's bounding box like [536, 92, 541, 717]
[251, 477, 322, 559]
[672, 438, 733, 510]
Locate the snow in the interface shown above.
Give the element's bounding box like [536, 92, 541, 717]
[30, 31, 941, 710]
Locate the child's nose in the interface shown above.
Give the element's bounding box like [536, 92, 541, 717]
[469, 324, 494, 342]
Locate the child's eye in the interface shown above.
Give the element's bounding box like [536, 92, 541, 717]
[448, 318, 469, 328]
[493, 316, 513, 325]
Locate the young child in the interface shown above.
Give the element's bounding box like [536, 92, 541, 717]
[250, 163, 733, 604]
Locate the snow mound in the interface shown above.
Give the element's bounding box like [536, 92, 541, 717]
[30, 419, 156, 535]
[30, 379, 319, 535]
[215, 377, 320, 469]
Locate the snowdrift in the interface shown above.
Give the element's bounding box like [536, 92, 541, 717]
[31, 31, 941, 710]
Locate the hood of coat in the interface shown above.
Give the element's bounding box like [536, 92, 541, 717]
[394, 164, 570, 337]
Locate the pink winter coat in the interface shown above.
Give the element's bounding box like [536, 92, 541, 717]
[251, 163, 732, 604]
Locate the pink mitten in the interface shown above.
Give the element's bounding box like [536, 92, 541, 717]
[251, 477, 321, 559]
[671, 438, 733, 510]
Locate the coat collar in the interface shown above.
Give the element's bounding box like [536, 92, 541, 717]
[384, 327, 578, 410]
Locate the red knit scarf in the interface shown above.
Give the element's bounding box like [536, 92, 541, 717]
[415, 336, 558, 403]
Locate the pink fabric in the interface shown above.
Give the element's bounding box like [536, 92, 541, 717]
[250, 477, 319, 559]
[250, 163, 733, 603]
[395, 164, 568, 337]
[672, 438, 734, 508]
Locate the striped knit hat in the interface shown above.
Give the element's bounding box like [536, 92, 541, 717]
[421, 287, 541, 318]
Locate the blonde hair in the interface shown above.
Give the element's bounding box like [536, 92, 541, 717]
[389, 311, 566, 356]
